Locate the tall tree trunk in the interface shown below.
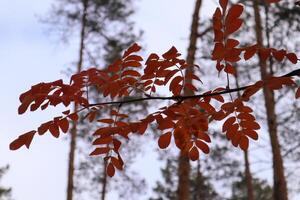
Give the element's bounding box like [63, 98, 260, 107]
[66, 1, 88, 200]
[177, 0, 202, 200]
[100, 161, 108, 200]
[244, 150, 254, 200]
[251, 1, 288, 199]
[235, 68, 255, 200]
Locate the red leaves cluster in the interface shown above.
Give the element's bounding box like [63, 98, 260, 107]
[10, 0, 300, 178]
[155, 100, 211, 160]
[220, 100, 259, 150]
[212, 1, 298, 76]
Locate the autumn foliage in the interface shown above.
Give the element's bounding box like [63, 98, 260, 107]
[10, 0, 300, 177]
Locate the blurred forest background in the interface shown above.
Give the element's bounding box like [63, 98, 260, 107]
[0, 0, 300, 200]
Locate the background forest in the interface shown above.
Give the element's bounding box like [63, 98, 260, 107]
[0, 0, 300, 200]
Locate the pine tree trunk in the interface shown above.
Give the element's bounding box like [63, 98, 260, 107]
[100, 161, 108, 200]
[235, 67, 255, 200]
[66, 1, 88, 200]
[251, 1, 288, 199]
[244, 150, 254, 200]
[177, 0, 202, 200]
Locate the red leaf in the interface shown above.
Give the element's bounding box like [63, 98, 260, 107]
[162, 46, 180, 60]
[98, 119, 114, 124]
[189, 146, 199, 161]
[158, 132, 172, 149]
[224, 63, 236, 75]
[225, 18, 243, 36]
[239, 135, 249, 151]
[68, 113, 79, 121]
[241, 130, 258, 140]
[111, 157, 123, 170]
[49, 123, 60, 138]
[195, 140, 210, 154]
[169, 76, 183, 94]
[123, 43, 141, 58]
[296, 87, 300, 99]
[265, 0, 281, 4]
[219, 0, 228, 11]
[286, 53, 298, 64]
[10, 130, 36, 150]
[226, 39, 240, 49]
[244, 46, 257, 60]
[157, 117, 175, 130]
[225, 4, 244, 23]
[92, 136, 113, 145]
[58, 118, 69, 133]
[121, 70, 141, 77]
[89, 147, 110, 156]
[107, 163, 115, 177]
[272, 49, 286, 62]
[222, 116, 236, 132]
[113, 139, 122, 152]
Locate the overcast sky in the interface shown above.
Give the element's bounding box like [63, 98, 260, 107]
[1, 0, 297, 200]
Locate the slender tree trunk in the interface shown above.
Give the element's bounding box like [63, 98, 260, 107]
[244, 151, 254, 200]
[66, 1, 88, 200]
[100, 161, 108, 200]
[252, 1, 288, 199]
[235, 68, 255, 200]
[177, 1, 202, 200]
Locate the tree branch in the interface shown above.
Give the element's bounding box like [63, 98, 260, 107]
[87, 68, 300, 107]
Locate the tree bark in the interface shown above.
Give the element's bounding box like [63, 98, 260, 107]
[235, 67, 255, 200]
[100, 161, 108, 200]
[66, 1, 88, 200]
[177, 0, 202, 200]
[244, 150, 254, 200]
[251, 1, 288, 199]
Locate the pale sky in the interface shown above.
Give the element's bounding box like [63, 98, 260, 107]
[0, 0, 297, 200]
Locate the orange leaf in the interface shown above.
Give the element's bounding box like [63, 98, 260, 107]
[49, 123, 59, 138]
[98, 119, 114, 124]
[240, 121, 260, 130]
[226, 39, 240, 48]
[225, 4, 244, 23]
[244, 46, 257, 60]
[89, 147, 110, 156]
[123, 43, 141, 58]
[57, 118, 69, 133]
[162, 46, 179, 60]
[219, 0, 228, 11]
[107, 163, 115, 177]
[225, 18, 243, 36]
[10, 130, 36, 150]
[239, 135, 249, 151]
[195, 140, 210, 154]
[241, 130, 258, 140]
[189, 146, 199, 161]
[224, 63, 236, 75]
[92, 136, 113, 145]
[296, 87, 300, 99]
[286, 53, 298, 64]
[158, 132, 172, 149]
[272, 49, 286, 62]
[113, 139, 122, 152]
[68, 113, 79, 121]
[111, 157, 123, 170]
[222, 116, 236, 132]
[121, 70, 141, 77]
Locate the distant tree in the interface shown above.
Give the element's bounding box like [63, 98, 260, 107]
[231, 172, 272, 200]
[43, 0, 141, 199]
[0, 166, 12, 200]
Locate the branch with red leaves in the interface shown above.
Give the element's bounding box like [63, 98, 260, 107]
[10, 0, 300, 177]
